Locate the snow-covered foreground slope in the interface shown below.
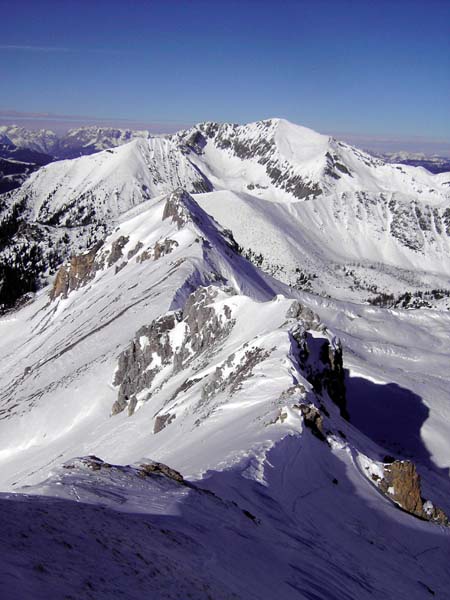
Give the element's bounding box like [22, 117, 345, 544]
[0, 187, 450, 598]
[2, 443, 449, 600]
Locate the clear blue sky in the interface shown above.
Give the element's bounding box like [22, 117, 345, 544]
[1, 0, 449, 146]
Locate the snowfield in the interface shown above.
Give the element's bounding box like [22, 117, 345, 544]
[0, 119, 449, 599]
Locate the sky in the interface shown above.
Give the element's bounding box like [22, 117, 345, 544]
[1, 0, 449, 153]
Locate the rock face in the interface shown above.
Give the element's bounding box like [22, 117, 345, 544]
[111, 313, 179, 416]
[50, 235, 134, 300]
[136, 238, 179, 263]
[320, 338, 347, 420]
[289, 308, 347, 419]
[162, 188, 194, 230]
[153, 413, 176, 434]
[112, 286, 236, 418]
[297, 403, 326, 441]
[107, 235, 129, 267]
[50, 243, 102, 300]
[377, 460, 448, 525]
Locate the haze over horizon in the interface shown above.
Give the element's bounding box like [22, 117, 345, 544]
[1, 0, 449, 154]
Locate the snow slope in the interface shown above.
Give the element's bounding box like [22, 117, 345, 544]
[1, 119, 450, 599]
[15, 136, 210, 225]
[2, 117, 449, 309]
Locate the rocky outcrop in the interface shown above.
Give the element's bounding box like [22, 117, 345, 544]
[173, 286, 235, 372]
[136, 238, 179, 263]
[162, 188, 193, 230]
[137, 461, 184, 484]
[63, 456, 185, 485]
[112, 286, 236, 416]
[50, 235, 133, 300]
[154, 238, 179, 260]
[200, 346, 270, 403]
[319, 337, 347, 419]
[289, 317, 348, 419]
[112, 313, 179, 416]
[107, 235, 129, 267]
[153, 413, 176, 434]
[297, 403, 326, 441]
[374, 460, 448, 525]
[285, 300, 323, 331]
[50, 242, 102, 300]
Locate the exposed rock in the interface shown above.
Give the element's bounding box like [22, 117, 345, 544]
[296, 403, 326, 441]
[173, 286, 236, 373]
[63, 456, 112, 471]
[137, 461, 184, 484]
[114, 261, 127, 274]
[107, 235, 129, 267]
[50, 242, 102, 300]
[289, 320, 348, 419]
[153, 238, 179, 260]
[278, 383, 306, 402]
[113, 312, 179, 416]
[378, 460, 448, 525]
[112, 286, 236, 416]
[50, 234, 131, 301]
[162, 188, 193, 229]
[137, 238, 179, 263]
[153, 413, 176, 434]
[286, 300, 323, 331]
[136, 249, 152, 263]
[201, 346, 270, 402]
[127, 241, 143, 259]
[62, 456, 185, 485]
[320, 337, 347, 419]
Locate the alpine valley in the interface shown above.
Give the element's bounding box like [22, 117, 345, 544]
[1, 118, 450, 600]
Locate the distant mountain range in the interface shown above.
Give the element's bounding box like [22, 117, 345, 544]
[0, 124, 149, 160]
[2, 122, 448, 197]
[370, 149, 450, 174]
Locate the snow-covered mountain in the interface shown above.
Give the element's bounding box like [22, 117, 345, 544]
[2, 118, 449, 310]
[0, 124, 151, 160]
[1, 119, 450, 599]
[372, 150, 450, 174]
[58, 126, 150, 158]
[0, 125, 59, 155]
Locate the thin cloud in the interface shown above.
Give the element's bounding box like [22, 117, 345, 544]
[0, 45, 71, 52]
[0, 45, 129, 55]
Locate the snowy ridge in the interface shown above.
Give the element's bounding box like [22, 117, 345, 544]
[1, 118, 450, 599]
[16, 136, 210, 225]
[2, 117, 450, 310]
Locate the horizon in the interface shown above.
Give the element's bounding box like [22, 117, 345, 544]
[1, 111, 450, 157]
[1, 0, 449, 155]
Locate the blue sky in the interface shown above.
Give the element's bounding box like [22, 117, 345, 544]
[1, 0, 449, 151]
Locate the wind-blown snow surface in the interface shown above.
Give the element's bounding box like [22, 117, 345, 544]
[1, 119, 450, 599]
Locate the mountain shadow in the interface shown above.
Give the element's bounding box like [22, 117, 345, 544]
[345, 372, 447, 476]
